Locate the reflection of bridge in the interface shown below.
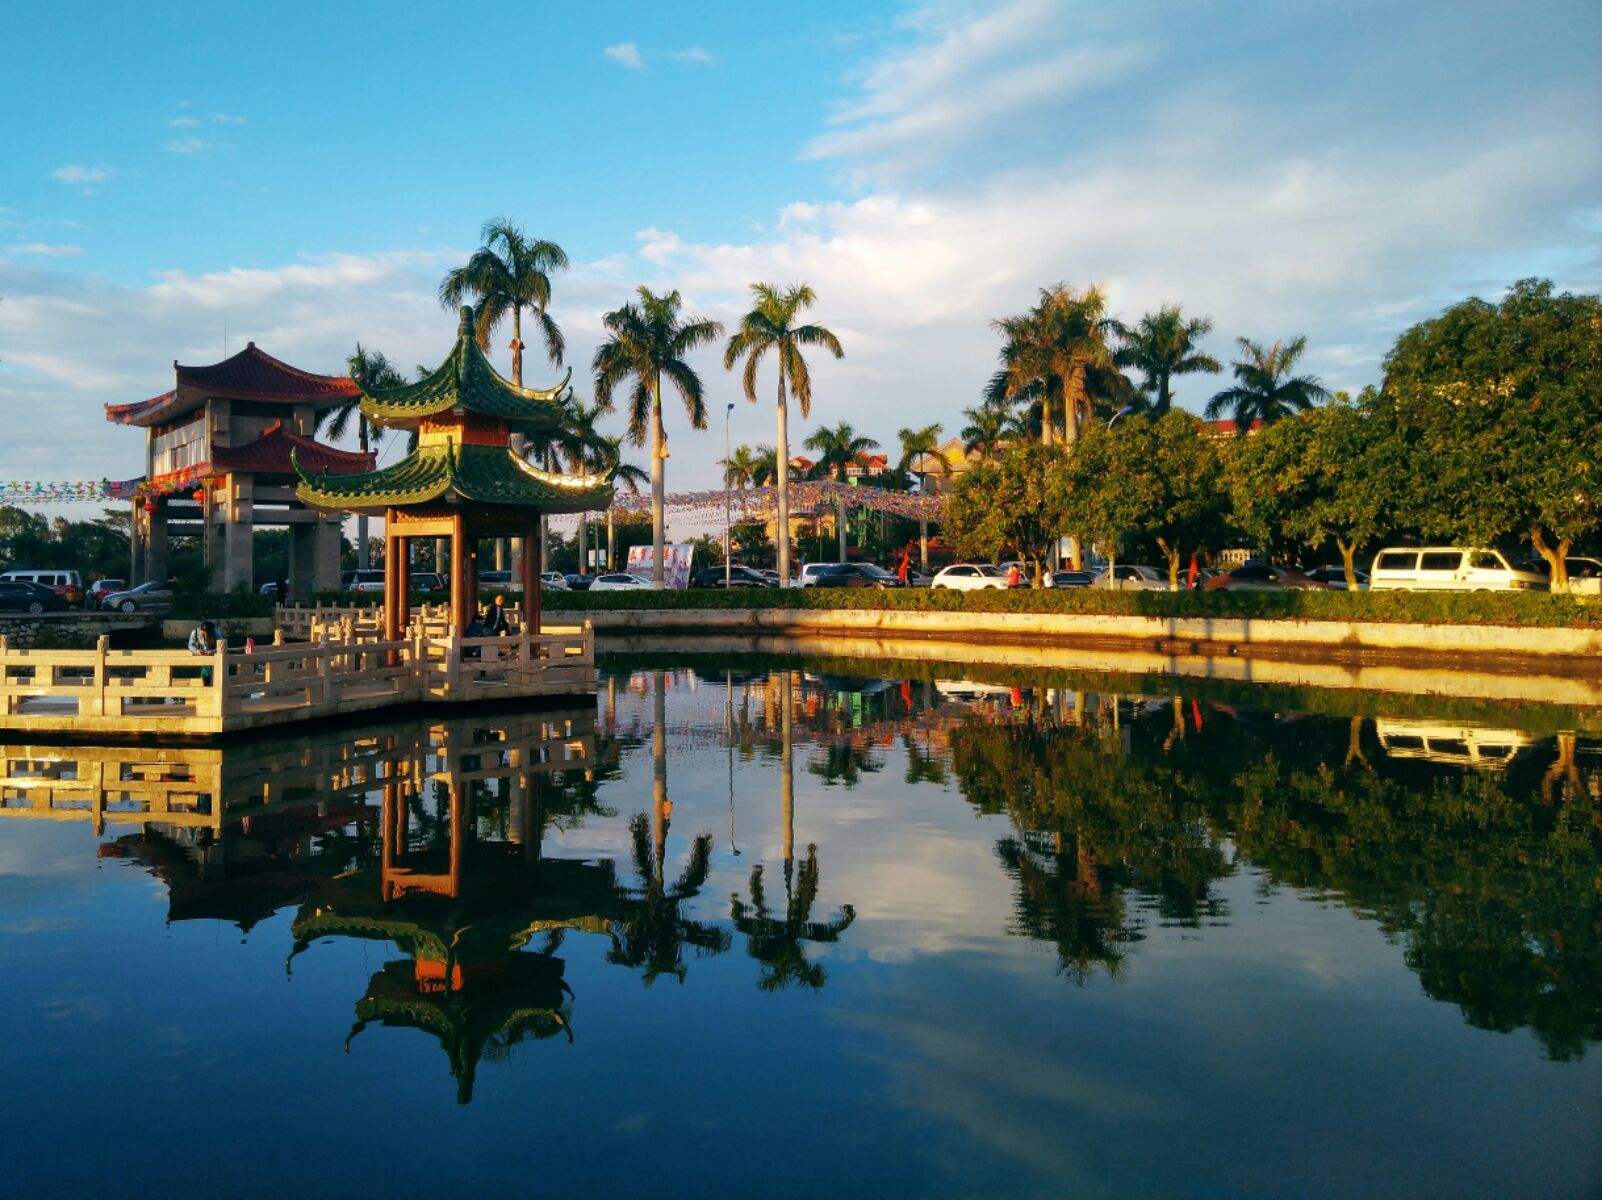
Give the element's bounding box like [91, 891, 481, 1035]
[0, 708, 596, 838]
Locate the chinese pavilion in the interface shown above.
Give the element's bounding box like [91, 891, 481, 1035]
[107, 343, 372, 594]
[294, 305, 612, 638]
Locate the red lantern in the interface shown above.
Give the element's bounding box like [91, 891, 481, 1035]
[191, 489, 206, 503]
[143, 500, 156, 513]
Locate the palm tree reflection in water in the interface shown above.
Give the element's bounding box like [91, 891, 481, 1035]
[730, 673, 857, 990]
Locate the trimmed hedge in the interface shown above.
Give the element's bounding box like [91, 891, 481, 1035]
[544, 585, 1602, 628]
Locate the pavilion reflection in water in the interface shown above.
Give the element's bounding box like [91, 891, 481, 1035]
[3, 661, 1598, 1091]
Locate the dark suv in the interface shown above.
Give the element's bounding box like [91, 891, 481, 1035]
[689, 565, 775, 589]
[806, 563, 905, 589]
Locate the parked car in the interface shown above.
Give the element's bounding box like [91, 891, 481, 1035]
[690, 565, 774, 589]
[804, 563, 905, 589]
[480, 570, 525, 594]
[905, 569, 933, 587]
[1045, 569, 1096, 589]
[102, 580, 175, 613]
[0, 580, 68, 614]
[1564, 556, 1602, 580]
[0, 568, 83, 607]
[930, 563, 1010, 591]
[536, 571, 566, 591]
[341, 569, 385, 594]
[755, 569, 782, 586]
[1305, 565, 1368, 590]
[589, 572, 656, 591]
[410, 572, 445, 593]
[1203, 562, 1326, 591]
[1368, 547, 1546, 592]
[87, 578, 127, 608]
[564, 573, 595, 591]
[797, 562, 841, 586]
[1092, 564, 1169, 591]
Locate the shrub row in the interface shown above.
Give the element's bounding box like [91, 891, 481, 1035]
[543, 586, 1602, 628]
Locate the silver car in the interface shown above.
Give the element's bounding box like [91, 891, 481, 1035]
[1091, 565, 1168, 591]
[102, 581, 174, 613]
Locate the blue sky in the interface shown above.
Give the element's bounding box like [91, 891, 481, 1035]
[2, 0, 1598, 520]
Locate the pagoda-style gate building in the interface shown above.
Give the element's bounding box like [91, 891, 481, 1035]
[294, 305, 612, 638]
[107, 344, 372, 595]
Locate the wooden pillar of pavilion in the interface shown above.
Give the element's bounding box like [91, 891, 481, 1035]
[450, 509, 470, 634]
[383, 511, 402, 642]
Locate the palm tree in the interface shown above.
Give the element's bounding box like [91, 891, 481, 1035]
[1205, 336, 1330, 432]
[750, 444, 780, 486]
[960, 402, 1013, 460]
[990, 283, 1125, 449]
[898, 422, 947, 569]
[723, 283, 844, 586]
[804, 422, 879, 561]
[438, 217, 568, 384]
[1115, 305, 1222, 416]
[597, 434, 647, 570]
[555, 398, 608, 573]
[327, 344, 406, 569]
[608, 813, 730, 984]
[720, 443, 762, 490]
[592, 288, 723, 585]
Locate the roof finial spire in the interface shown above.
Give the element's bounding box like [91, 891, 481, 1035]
[458, 305, 475, 339]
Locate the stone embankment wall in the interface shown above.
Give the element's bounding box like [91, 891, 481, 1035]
[0, 614, 150, 650]
[577, 606, 1602, 668]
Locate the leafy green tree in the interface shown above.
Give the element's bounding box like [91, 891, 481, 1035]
[438, 217, 568, 380]
[593, 288, 723, 584]
[731, 516, 773, 565]
[1379, 279, 1602, 590]
[1226, 396, 1403, 584]
[1114, 305, 1222, 416]
[720, 443, 762, 489]
[946, 442, 1071, 579]
[804, 422, 880, 561]
[1205, 335, 1329, 431]
[724, 283, 844, 586]
[1078, 413, 1227, 587]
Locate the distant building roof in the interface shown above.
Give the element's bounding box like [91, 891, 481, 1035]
[106, 343, 360, 428]
[1202, 418, 1266, 438]
[209, 420, 375, 477]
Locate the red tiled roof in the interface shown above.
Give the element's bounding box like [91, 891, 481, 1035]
[107, 343, 359, 427]
[209, 421, 375, 476]
[1204, 418, 1266, 436]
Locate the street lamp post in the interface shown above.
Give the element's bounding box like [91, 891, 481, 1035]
[724, 402, 735, 588]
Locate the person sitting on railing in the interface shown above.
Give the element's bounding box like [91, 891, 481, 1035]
[485, 593, 509, 636]
[463, 607, 487, 660]
[188, 620, 218, 684]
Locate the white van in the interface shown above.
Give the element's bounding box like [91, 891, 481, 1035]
[0, 568, 83, 605]
[1367, 547, 1546, 592]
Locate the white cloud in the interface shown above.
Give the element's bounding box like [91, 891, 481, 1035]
[209, 112, 246, 125]
[669, 46, 717, 66]
[50, 165, 115, 186]
[3, 243, 85, 258]
[165, 136, 208, 155]
[167, 116, 202, 128]
[603, 41, 645, 70]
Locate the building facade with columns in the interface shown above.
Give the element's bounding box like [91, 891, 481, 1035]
[107, 343, 373, 595]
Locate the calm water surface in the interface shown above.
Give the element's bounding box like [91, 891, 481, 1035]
[2, 655, 1598, 1199]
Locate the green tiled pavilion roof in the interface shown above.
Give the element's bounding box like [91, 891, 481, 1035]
[293, 441, 613, 515]
[357, 305, 572, 434]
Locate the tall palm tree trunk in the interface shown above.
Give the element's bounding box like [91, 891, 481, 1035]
[1062, 369, 1083, 570]
[650, 375, 667, 586]
[836, 478, 847, 562]
[1041, 394, 1053, 448]
[357, 421, 372, 569]
[775, 367, 792, 586]
[606, 508, 616, 570]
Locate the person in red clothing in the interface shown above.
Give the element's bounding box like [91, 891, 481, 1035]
[1186, 552, 1199, 590]
[896, 549, 911, 582]
[1005, 562, 1023, 588]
